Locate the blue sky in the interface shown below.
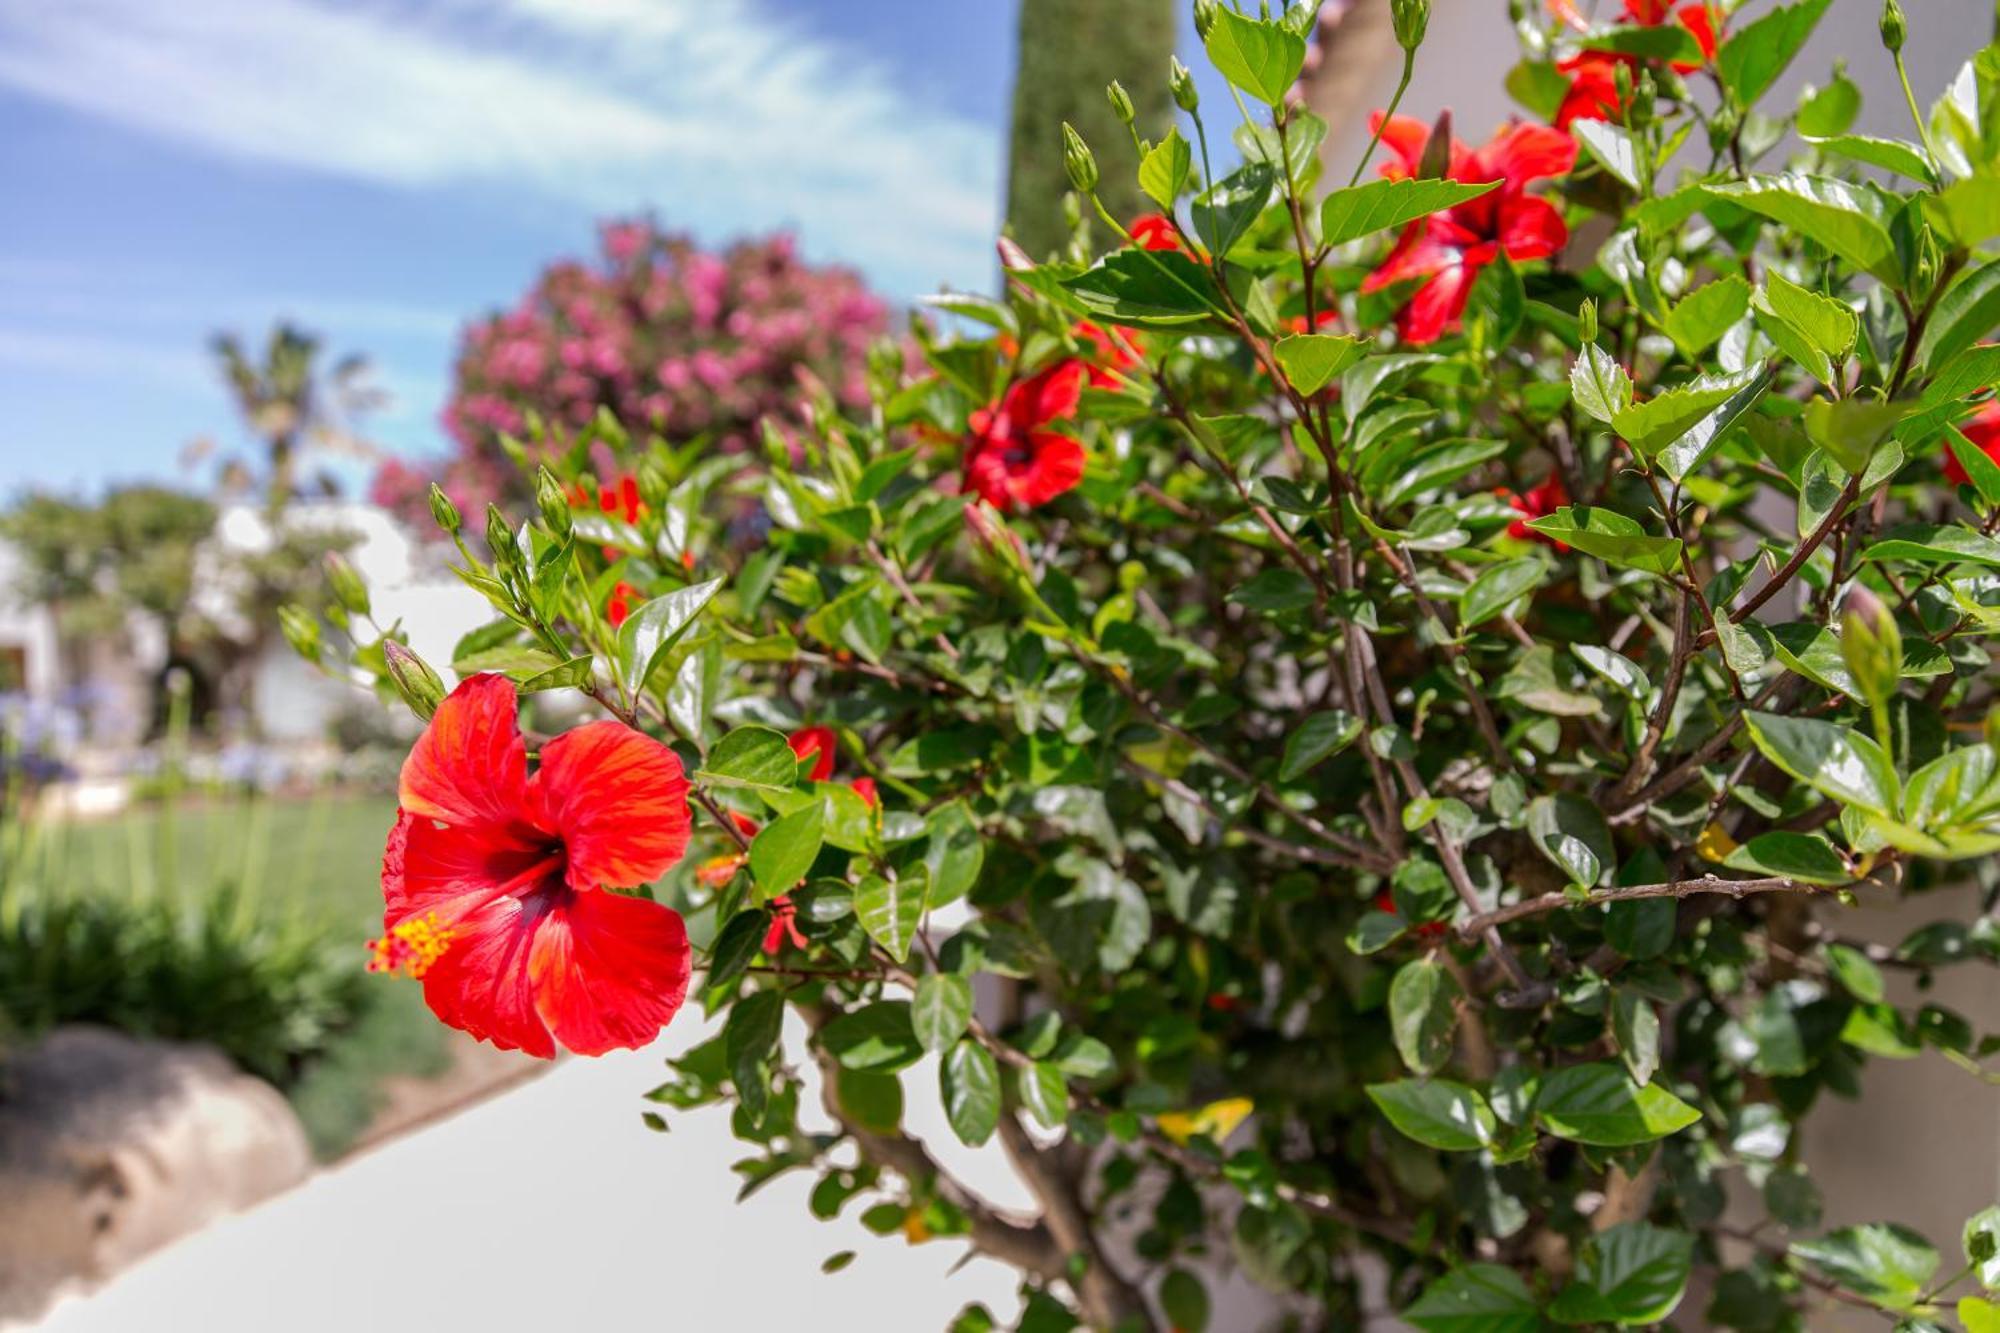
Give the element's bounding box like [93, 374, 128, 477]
[0, 0, 1214, 497]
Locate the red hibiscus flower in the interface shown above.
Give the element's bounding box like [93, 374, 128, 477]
[963, 361, 1088, 512]
[1129, 213, 1188, 254]
[1360, 115, 1576, 345]
[1550, 0, 1718, 126]
[789, 725, 839, 782]
[372, 674, 692, 1058]
[1073, 319, 1144, 389]
[606, 580, 639, 628]
[1499, 474, 1572, 547]
[851, 776, 879, 807]
[1944, 402, 2000, 487]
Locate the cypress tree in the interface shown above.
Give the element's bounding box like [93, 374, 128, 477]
[1004, 0, 1179, 262]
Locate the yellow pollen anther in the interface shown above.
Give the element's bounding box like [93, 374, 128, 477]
[366, 913, 454, 979]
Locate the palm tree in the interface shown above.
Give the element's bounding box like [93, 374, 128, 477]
[209, 323, 384, 515]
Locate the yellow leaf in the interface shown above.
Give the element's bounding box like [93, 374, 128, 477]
[1157, 1096, 1255, 1146]
[1695, 822, 1739, 863]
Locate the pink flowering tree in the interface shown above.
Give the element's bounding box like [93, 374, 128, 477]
[293, 2, 2000, 1329]
[372, 221, 894, 527]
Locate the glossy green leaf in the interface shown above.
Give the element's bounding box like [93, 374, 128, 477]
[912, 972, 973, 1053]
[1805, 133, 1937, 184]
[1273, 332, 1369, 396]
[1722, 830, 1851, 884]
[1716, 0, 1831, 108]
[1062, 249, 1223, 329]
[1526, 506, 1684, 575]
[1549, 1222, 1694, 1326]
[1279, 709, 1363, 780]
[1203, 6, 1306, 105]
[1657, 368, 1771, 482]
[1610, 990, 1661, 1085]
[940, 1040, 1001, 1146]
[1791, 1224, 1939, 1309]
[617, 577, 723, 695]
[1018, 1060, 1069, 1129]
[1571, 343, 1634, 422]
[1403, 1265, 1541, 1333]
[700, 725, 802, 792]
[1389, 958, 1461, 1076]
[1613, 368, 1763, 456]
[1918, 260, 2000, 374]
[1662, 276, 1750, 359]
[1527, 793, 1614, 888]
[1865, 524, 2000, 568]
[854, 870, 927, 963]
[1138, 127, 1192, 209]
[1534, 1062, 1702, 1145]
[1366, 1078, 1497, 1151]
[1319, 177, 1498, 249]
[1801, 396, 1909, 475]
[749, 801, 824, 901]
[820, 1001, 923, 1073]
[1461, 558, 1544, 627]
[1744, 711, 1898, 817]
[1704, 174, 1899, 284]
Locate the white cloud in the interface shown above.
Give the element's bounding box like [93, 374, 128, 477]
[0, 0, 1000, 296]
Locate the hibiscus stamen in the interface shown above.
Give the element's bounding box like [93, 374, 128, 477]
[366, 912, 455, 979]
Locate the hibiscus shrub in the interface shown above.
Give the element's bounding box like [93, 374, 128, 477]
[293, 1, 2000, 1328]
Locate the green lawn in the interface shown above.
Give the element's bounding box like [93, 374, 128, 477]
[12, 791, 451, 1158]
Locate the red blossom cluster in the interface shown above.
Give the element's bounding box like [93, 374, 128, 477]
[372, 220, 891, 531]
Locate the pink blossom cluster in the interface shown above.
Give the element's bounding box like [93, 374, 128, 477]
[374, 219, 891, 528]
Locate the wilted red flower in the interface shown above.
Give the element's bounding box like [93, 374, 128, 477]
[1944, 402, 2000, 487]
[694, 810, 760, 889]
[373, 674, 692, 1058]
[1500, 474, 1572, 547]
[606, 580, 639, 628]
[763, 895, 809, 954]
[789, 725, 838, 782]
[964, 361, 1088, 512]
[1359, 115, 1576, 344]
[1129, 213, 1188, 254]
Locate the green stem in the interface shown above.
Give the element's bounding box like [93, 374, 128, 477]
[1347, 50, 1416, 188]
[1893, 50, 1941, 184]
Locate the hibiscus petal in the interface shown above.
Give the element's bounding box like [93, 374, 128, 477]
[1361, 229, 1460, 293]
[1498, 195, 1570, 262]
[383, 808, 552, 930]
[1370, 112, 1437, 180]
[1003, 360, 1087, 430]
[398, 673, 531, 830]
[530, 889, 692, 1056]
[1399, 262, 1478, 345]
[1469, 122, 1578, 187]
[534, 720, 691, 890]
[417, 892, 556, 1059]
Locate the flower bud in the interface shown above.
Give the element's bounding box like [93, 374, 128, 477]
[485, 504, 517, 569]
[278, 605, 320, 664]
[638, 455, 671, 512]
[1170, 56, 1200, 112]
[323, 551, 370, 617]
[382, 639, 446, 723]
[428, 482, 461, 535]
[1391, 0, 1430, 51]
[1879, 0, 1905, 51]
[1416, 110, 1453, 180]
[535, 467, 573, 539]
[1106, 80, 1135, 125]
[1193, 0, 1220, 40]
[1579, 298, 1599, 344]
[1061, 122, 1099, 194]
[1840, 584, 1903, 707]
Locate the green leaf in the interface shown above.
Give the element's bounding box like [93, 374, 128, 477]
[820, 1001, 923, 1073]
[1320, 177, 1500, 248]
[706, 910, 766, 989]
[1366, 1079, 1497, 1151]
[1159, 1270, 1211, 1333]
[1866, 523, 2000, 567]
[855, 870, 927, 963]
[1062, 249, 1223, 329]
[1279, 709, 1363, 780]
[1389, 958, 1462, 1076]
[1377, 438, 1508, 509]
[1527, 506, 1684, 576]
[1573, 643, 1650, 697]
[1138, 127, 1192, 209]
[1229, 568, 1317, 615]
[1805, 133, 1938, 184]
[1716, 0, 1831, 108]
[1190, 161, 1274, 258]
[1017, 1060, 1070, 1129]
[1657, 369, 1771, 482]
[1791, 1224, 1939, 1309]
[699, 725, 802, 792]
[1534, 1062, 1702, 1146]
[1273, 332, 1369, 396]
[1801, 397, 1910, 474]
[1571, 343, 1635, 422]
[1610, 989, 1661, 1085]
[749, 801, 824, 901]
[1573, 119, 1645, 192]
[1550, 1222, 1694, 1326]
[518, 653, 594, 694]
[1965, 1206, 2000, 1290]
[1203, 6, 1306, 105]
[616, 577, 724, 695]
[1918, 261, 2000, 374]
[1461, 558, 1544, 628]
[1613, 368, 1763, 456]
[1722, 831, 1850, 884]
[1823, 942, 1886, 1004]
[1948, 427, 2000, 508]
[1767, 270, 1857, 360]
[1663, 276, 1751, 359]
[940, 1040, 1001, 1146]
[1527, 793, 1615, 888]
[1744, 711, 1899, 817]
[835, 1067, 903, 1134]
[912, 973, 973, 1053]
[1704, 174, 1899, 284]
[1403, 1265, 1541, 1333]
[923, 802, 986, 908]
[1927, 176, 2000, 249]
